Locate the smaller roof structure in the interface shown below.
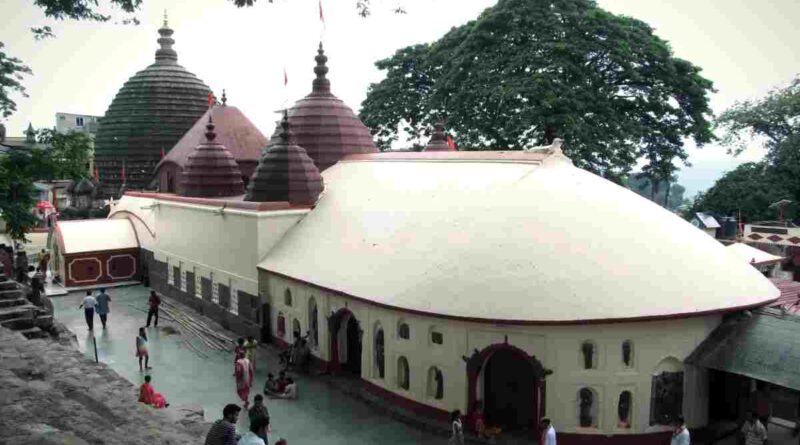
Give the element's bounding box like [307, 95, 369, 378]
[695, 212, 721, 229]
[686, 307, 800, 391]
[727, 243, 784, 266]
[180, 115, 245, 198]
[423, 119, 456, 152]
[770, 278, 800, 315]
[57, 219, 138, 254]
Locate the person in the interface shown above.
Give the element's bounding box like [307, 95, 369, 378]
[248, 395, 270, 442]
[742, 411, 768, 445]
[468, 402, 501, 439]
[0, 244, 12, 278]
[540, 417, 556, 445]
[245, 336, 258, 370]
[280, 378, 297, 399]
[238, 415, 269, 445]
[671, 416, 690, 445]
[38, 249, 50, 276]
[449, 410, 464, 445]
[14, 251, 28, 283]
[235, 351, 254, 408]
[275, 439, 287, 445]
[78, 290, 97, 331]
[234, 338, 246, 364]
[138, 375, 169, 408]
[263, 374, 280, 396]
[146, 290, 161, 328]
[95, 288, 111, 329]
[204, 404, 241, 445]
[136, 327, 151, 371]
[29, 267, 46, 307]
[755, 383, 772, 433]
[276, 371, 289, 394]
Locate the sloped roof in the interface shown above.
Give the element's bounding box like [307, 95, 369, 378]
[770, 278, 800, 315]
[57, 219, 138, 254]
[695, 212, 721, 229]
[727, 243, 784, 266]
[258, 152, 778, 323]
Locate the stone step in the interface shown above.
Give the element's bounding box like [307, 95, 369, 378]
[34, 314, 54, 329]
[0, 289, 23, 300]
[0, 297, 28, 309]
[0, 317, 34, 330]
[0, 281, 18, 291]
[18, 327, 49, 339]
[0, 305, 35, 321]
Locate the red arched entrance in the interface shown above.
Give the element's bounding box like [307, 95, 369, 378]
[328, 308, 362, 375]
[465, 343, 550, 437]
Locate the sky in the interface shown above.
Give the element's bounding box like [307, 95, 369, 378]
[1, 0, 799, 198]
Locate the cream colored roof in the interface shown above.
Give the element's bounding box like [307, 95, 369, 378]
[58, 219, 138, 254]
[727, 243, 783, 266]
[258, 154, 779, 323]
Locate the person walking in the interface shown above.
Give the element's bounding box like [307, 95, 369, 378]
[95, 288, 111, 329]
[204, 404, 241, 445]
[671, 416, 690, 445]
[238, 415, 269, 445]
[235, 351, 254, 409]
[244, 336, 258, 370]
[78, 290, 97, 331]
[38, 249, 50, 277]
[146, 290, 161, 328]
[248, 394, 270, 426]
[541, 417, 557, 445]
[742, 411, 768, 445]
[136, 327, 151, 371]
[449, 410, 464, 445]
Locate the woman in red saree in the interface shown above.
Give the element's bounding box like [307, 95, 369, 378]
[138, 375, 168, 408]
[235, 351, 254, 408]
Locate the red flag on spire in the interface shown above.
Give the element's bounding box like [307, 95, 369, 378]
[208, 92, 214, 109]
[446, 135, 456, 151]
[319, 0, 325, 24]
[161, 147, 166, 159]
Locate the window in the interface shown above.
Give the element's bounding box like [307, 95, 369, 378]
[229, 280, 239, 315]
[194, 271, 202, 299]
[397, 356, 410, 390]
[578, 387, 598, 427]
[292, 319, 301, 340]
[284, 288, 292, 306]
[618, 391, 633, 428]
[308, 298, 318, 348]
[212, 282, 220, 304]
[374, 325, 385, 379]
[173, 266, 180, 287]
[398, 321, 410, 340]
[581, 341, 597, 369]
[76, 116, 84, 127]
[180, 269, 187, 292]
[650, 357, 684, 426]
[622, 340, 633, 368]
[427, 366, 444, 400]
[431, 330, 443, 345]
[277, 312, 286, 338]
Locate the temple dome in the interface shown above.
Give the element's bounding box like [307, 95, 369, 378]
[246, 112, 324, 205]
[424, 120, 456, 152]
[271, 43, 376, 172]
[181, 116, 245, 198]
[94, 16, 211, 197]
[73, 178, 96, 195]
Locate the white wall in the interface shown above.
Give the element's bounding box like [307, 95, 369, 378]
[262, 271, 720, 436]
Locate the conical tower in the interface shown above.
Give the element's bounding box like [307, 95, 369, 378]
[423, 119, 456, 152]
[181, 115, 245, 198]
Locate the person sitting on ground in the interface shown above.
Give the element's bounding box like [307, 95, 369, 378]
[741, 411, 767, 445]
[138, 375, 169, 408]
[263, 373, 281, 396]
[204, 404, 241, 445]
[276, 378, 297, 400]
[238, 414, 269, 445]
[468, 401, 501, 439]
[276, 371, 289, 393]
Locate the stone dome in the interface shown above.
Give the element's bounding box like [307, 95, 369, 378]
[269, 43, 376, 172]
[93, 17, 211, 198]
[424, 119, 456, 152]
[181, 116, 245, 198]
[73, 178, 96, 195]
[246, 112, 324, 205]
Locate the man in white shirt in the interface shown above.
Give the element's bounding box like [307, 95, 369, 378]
[671, 415, 691, 445]
[238, 415, 268, 445]
[742, 411, 767, 445]
[541, 417, 556, 445]
[78, 290, 97, 331]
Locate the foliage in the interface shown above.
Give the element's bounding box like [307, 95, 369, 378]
[34, 129, 93, 181]
[0, 43, 33, 119]
[625, 175, 688, 211]
[0, 147, 40, 241]
[360, 0, 715, 181]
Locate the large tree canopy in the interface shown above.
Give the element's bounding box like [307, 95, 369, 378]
[360, 0, 715, 181]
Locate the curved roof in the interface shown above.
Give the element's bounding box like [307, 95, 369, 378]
[156, 103, 266, 172]
[258, 152, 779, 324]
[94, 20, 211, 196]
[181, 117, 245, 198]
[57, 219, 138, 254]
[727, 243, 784, 266]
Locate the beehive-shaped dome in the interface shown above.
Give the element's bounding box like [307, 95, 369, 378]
[424, 119, 456, 152]
[246, 112, 323, 205]
[270, 43, 376, 171]
[94, 16, 211, 197]
[181, 116, 245, 198]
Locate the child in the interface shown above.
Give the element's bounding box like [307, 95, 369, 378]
[264, 373, 280, 396]
[244, 336, 258, 370]
[136, 327, 151, 371]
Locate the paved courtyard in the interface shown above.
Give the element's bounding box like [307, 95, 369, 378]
[51, 285, 445, 444]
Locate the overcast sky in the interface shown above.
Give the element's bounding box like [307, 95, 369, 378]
[2, 0, 799, 197]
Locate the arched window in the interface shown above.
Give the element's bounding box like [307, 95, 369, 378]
[427, 366, 444, 400]
[650, 357, 684, 426]
[581, 341, 597, 369]
[284, 288, 292, 306]
[374, 324, 385, 379]
[308, 297, 318, 348]
[398, 321, 410, 340]
[292, 319, 302, 341]
[622, 340, 633, 368]
[618, 391, 633, 428]
[397, 356, 410, 390]
[277, 312, 286, 338]
[578, 387, 598, 427]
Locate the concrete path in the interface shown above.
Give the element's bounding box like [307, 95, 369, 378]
[52, 285, 445, 444]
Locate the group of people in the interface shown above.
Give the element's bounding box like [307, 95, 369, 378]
[78, 288, 111, 330]
[233, 337, 299, 409]
[278, 332, 311, 373]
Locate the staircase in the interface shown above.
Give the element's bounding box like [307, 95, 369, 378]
[0, 273, 52, 339]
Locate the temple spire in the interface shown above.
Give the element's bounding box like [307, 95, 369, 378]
[205, 114, 216, 142]
[312, 42, 331, 95]
[221, 89, 228, 106]
[423, 118, 455, 152]
[155, 12, 177, 63]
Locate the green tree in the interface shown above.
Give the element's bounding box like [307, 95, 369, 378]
[625, 174, 688, 211]
[34, 129, 93, 181]
[0, 147, 40, 242]
[360, 0, 715, 180]
[0, 43, 32, 119]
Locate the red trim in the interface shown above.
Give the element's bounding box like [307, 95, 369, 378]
[341, 151, 549, 163]
[556, 431, 672, 445]
[123, 191, 313, 212]
[260, 269, 778, 326]
[361, 378, 450, 422]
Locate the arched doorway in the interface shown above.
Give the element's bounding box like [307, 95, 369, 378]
[328, 308, 362, 376]
[308, 298, 319, 349]
[465, 344, 550, 437]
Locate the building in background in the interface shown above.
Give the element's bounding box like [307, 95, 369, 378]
[55, 113, 101, 135]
